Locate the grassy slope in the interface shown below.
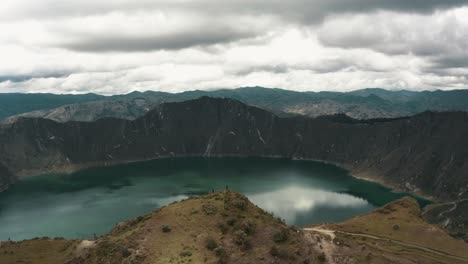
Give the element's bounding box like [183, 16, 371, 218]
[0, 238, 78, 264]
[321, 197, 468, 263]
[69, 191, 319, 264]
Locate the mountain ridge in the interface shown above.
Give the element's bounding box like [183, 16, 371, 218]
[5, 87, 468, 122]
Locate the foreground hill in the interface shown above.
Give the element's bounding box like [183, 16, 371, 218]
[1, 191, 467, 264]
[5, 87, 468, 122]
[320, 197, 468, 262]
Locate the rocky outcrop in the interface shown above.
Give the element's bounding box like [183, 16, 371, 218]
[1, 97, 468, 204]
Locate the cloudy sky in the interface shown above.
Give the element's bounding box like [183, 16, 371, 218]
[1, 0, 468, 94]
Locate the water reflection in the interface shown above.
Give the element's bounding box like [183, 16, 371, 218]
[249, 185, 370, 225]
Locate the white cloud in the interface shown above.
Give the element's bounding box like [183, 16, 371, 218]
[0, 1, 467, 94]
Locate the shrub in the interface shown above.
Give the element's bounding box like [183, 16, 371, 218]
[162, 225, 172, 233]
[120, 247, 131, 258]
[180, 250, 192, 257]
[272, 229, 288, 243]
[205, 238, 218, 251]
[217, 222, 228, 234]
[214, 247, 228, 264]
[317, 253, 326, 262]
[276, 217, 286, 224]
[244, 221, 256, 235]
[202, 204, 218, 215]
[234, 220, 256, 235]
[270, 246, 278, 256]
[233, 230, 247, 246]
[232, 230, 252, 251]
[241, 239, 252, 251]
[214, 247, 226, 257]
[226, 217, 237, 226]
[232, 199, 247, 210]
[270, 246, 289, 259]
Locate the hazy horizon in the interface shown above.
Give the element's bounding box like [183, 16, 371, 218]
[1, 86, 467, 96]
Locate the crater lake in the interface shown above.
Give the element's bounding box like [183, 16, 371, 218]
[0, 157, 429, 240]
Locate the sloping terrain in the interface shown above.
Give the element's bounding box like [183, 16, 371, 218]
[0, 93, 103, 120]
[1, 192, 467, 264]
[320, 197, 468, 262]
[305, 198, 468, 263]
[423, 199, 468, 243]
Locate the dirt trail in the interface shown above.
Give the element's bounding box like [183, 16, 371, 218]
[303, 226, 337, 264]
[303, 227, 468, 263]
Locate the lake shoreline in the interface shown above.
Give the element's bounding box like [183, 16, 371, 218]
[13, 154, 435, 203]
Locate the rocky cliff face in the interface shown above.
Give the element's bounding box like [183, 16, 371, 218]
[1, 97, 468, 204]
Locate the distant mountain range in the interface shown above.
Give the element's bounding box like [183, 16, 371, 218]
[3, 87, 468, 122]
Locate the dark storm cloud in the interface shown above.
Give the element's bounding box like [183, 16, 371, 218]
[5, 0, 467, 22]
[5, 0, 466, 53]
[309, 59, 355, 74]
[191, 0, 468, 23]
[231, 56, 393, 77]
[231, 64, 290, 76]
[0, 73, 71, 83]
[58, 28, 255, 52]
[321, 0, 467, 13]
[230, 63, 347, 77]
[315, 7, 468, 78]
[432, 54, 468, 69]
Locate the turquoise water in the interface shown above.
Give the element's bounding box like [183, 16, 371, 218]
[0, 158, 429, 240]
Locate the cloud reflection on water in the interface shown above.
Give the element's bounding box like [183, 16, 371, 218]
[248, 185, 369, 224]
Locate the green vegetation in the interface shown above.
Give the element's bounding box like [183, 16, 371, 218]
[162, 225, 172, 233]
